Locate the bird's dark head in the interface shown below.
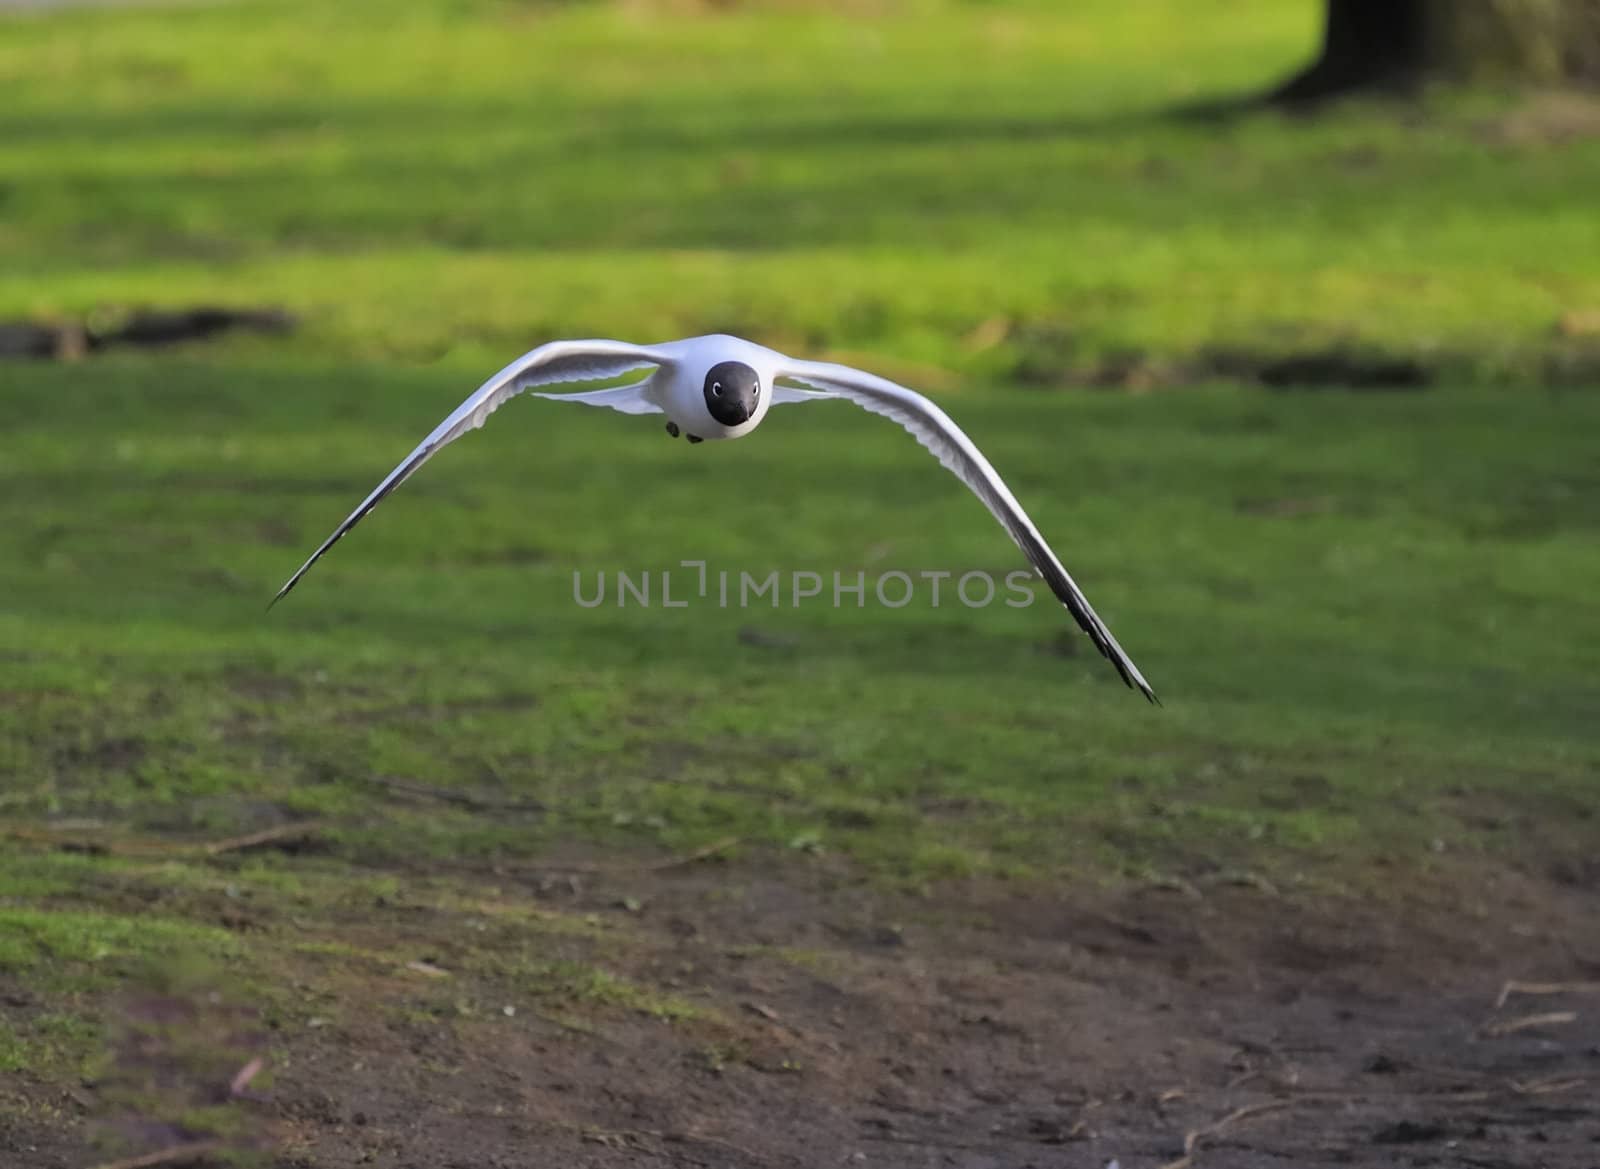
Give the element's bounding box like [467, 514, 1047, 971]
[703, 361, 761, 426]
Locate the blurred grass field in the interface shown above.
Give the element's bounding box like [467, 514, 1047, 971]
[2, 0, 1598, 377]
[1, 0, 1599, 1148]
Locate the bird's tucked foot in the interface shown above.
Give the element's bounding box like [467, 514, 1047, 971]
[665, 421, 680, 438]
[686, 434, 704, 444]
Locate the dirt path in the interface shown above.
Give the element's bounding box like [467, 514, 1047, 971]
[5, 852, 1598, 1169]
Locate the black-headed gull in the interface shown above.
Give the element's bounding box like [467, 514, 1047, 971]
[271, 334, 1156, 702]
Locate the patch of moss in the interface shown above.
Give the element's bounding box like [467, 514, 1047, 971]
[526, 961, 708, 1024]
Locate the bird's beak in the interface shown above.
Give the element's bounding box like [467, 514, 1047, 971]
[730, 382, 760, 424]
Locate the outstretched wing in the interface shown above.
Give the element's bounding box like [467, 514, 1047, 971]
[270, 339, 672, 607]
[777, 360, 1157, 702]
[527, 383, 665, 415]
[768, 383, 838, 406]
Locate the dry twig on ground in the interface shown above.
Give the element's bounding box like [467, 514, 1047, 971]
[1160, 1100, 1295, 1169]
[1495, 979, 1600, 1008]
[1478, 1010, 1578, 1038]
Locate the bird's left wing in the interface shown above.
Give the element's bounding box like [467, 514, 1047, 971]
[768, 384, 837, 406]
[777, 359, 1157, 702]
[271, 339, 672, 607]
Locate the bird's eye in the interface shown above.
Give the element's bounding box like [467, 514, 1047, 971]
[711, 382, 723, 397]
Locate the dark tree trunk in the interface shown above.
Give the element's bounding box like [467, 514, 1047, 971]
[1273, 0, 1600, 106]
[1272, 0, 1426, 103]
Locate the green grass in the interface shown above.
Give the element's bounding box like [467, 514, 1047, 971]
[1, 355, 1595, 883]
[2, 0, 1597, 378]
[1, 0, 1598, 1135]
[0, 908, 240, 977]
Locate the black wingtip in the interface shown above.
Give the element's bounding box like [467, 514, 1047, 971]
[265, 580, 295, 613]
[1105, 646, 1159, 706]
[1120, 667, 1160, 706]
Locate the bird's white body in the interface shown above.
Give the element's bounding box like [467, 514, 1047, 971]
[271, 333, 1158, 702]
[643, 334, 781, 440]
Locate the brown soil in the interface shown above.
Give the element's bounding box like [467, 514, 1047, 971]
[4, 852, 1598, 1169]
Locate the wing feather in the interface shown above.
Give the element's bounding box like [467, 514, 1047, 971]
[270, 339, 670, 606]
[780, 359, 1156, 702]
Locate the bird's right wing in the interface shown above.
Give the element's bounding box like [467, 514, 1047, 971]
[777, 358, 1156, 702]
[271, 339, 672, 607]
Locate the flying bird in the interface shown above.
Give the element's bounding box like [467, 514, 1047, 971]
[271, 334, 1156, 702]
